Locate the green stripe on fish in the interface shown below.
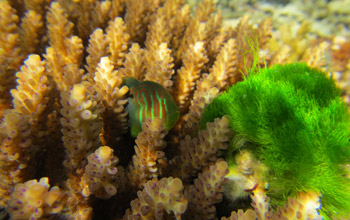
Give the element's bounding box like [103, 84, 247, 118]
[122, 77, 180, 137]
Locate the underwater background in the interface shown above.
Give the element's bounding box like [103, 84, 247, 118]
[0, 0, 349, 219]
[188, 0, 350, 105]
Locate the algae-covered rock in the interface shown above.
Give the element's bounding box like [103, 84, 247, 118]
[201, 63, 350, 219]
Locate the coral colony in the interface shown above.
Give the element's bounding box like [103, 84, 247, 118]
[0, 0, 349, 220]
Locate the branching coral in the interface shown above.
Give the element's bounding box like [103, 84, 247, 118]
[185, 159, 229, 219]
[124, 177, 188, 220]
[173, 41, 208, 113]
[0, 0, 343, 219]
[127, 117, 168, 189]
[10, 55, 53, 150]
[93, 56, 129, 145]
[7, 177, 64, 220]
[170, 116, 231, 182]
[0, 111, 32, 207]
[272, 191, 322, 220]
[0, 1, 21, 109]
[60, 83, 103, 172]
[10, 55, 51, 119]
[222, 189, 323, 220]
[82, 146, 124, 199]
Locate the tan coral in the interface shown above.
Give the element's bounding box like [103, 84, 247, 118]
[174, 41, 209, 113]
[23, 0, 51, 17]
[106, 17, 130, 68]
[85, 28, 109, 81]
[94, 56, 129, 144]
[171, 116, 230, 181]
[0, 111, 32, 207]
[302, 41, 330, 70]
[124, 0, 149, 43]
[46, 1, 74, 57]
[251, 187, 272, 220]
[268, 45, 291, 66]
[0, 0, 335, 219]
[176, 0, 216, 63]
[185, 159, 229, 219]
[10, 54, 53, 152]
[119, 43, 146, 80]
[70, 0, 109, 43]
[145, 6, 171, 51]
[64, 175, 92, 220]
[225, 149, 268, 202]
[45, 1, 84, 92]
[91, 0, 112, 30]
[94, 56, 127, 106]
[60, 83, 103, 172]
[330, 36, 350, 72]
[181, 38, 238, 135]
[128, 118, 168, 189]
[109, 0, 125, 20]
[7, 177, 65, 220]
[221, 210, 257, 220]
[82, 146, 124, 199]
[169, 3, 191, 55]
[178, 16, 272, 135]
[207, 26, 233, 65]
[0, 1, 20, 66]
[162, 0, 190, 53]
[18, 10, 43, 55]
[124, 177, 188, 220]
[257, 18, 273, 50]
[11, 55, 51, 118]
[0, 1, 20, 107]
[144, 42, 175, 89]
[208, 38, 237, 89]
[274, 191, 322, 220]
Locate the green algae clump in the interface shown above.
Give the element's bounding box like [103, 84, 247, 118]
[200, 63, 350, 219]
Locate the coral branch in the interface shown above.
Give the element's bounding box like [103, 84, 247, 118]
[0, 1, 20, 107]
[46, 2, 74, 56]
[221, 210, 257, 220]
[174, 41, 208, 112]
[106, 17, 130, 68]
[273, 191, 322, 220]
[85, 28, 108, 80]
[128, 118, 168, 189]
[144, 43, 175, 89]
[124, 177, 188, 220]
[119, 43, 146, 80]
[7, 177, 64, 220]
[0, 111, 32, 207]
[19, 10, 43, 55]
[82, 146, 125, 199]
[11, 55, 50, 118]
[171, 116, 230, 181]
[45, 2, 84, 92]
[185, 159, 229, 219]
[60, 83, 103, 173]
[94, 56, 129, 144]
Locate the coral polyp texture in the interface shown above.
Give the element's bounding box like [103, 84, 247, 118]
[0, 0, 348, 219]
[201, 63, 350, 219]
[7, 177, 64, 220]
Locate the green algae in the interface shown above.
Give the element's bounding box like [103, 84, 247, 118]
[200, 63, 350, 218]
